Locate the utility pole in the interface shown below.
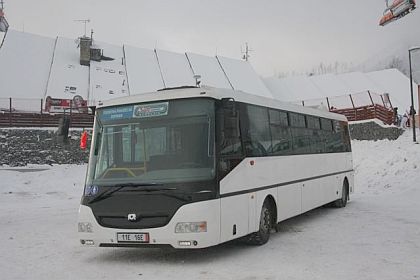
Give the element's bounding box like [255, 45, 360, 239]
[74, 19, 90, 37]
[409, 47, 420, 143]
[241, 42, 253, 62]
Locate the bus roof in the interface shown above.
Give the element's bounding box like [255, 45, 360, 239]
[97, 86, 348, 121]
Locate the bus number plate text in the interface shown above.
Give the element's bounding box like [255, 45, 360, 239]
[117, 233, 149, 243]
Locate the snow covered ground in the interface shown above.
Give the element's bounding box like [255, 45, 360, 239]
[1, 131, 420, 280]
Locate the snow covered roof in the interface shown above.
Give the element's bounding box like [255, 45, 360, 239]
[263, 69, 419, 112]
[0, 30, 55, 99]
[1, 29, 417, 113]
[0, 29, 272, 107]
[366, 69, 418, 111]
[216, 55, 273, 98]
[155, 49, 195, 89]
[186, 52, 232, 90]
[45, 37, 89, 100]
[265, 75, 324, 102]
[88, 41, 129, 106]
[124, 45, 164, 94]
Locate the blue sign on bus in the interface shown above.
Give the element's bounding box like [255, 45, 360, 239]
[101, 106, 133, 121]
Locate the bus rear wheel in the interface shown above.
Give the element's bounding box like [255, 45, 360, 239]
[334, 182, 348, 208]
[244, 200, 273, 245]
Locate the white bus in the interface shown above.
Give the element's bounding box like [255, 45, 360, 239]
[78, 86, 354, 249]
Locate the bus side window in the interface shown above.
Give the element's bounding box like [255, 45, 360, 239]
[341, 122, 351, 152]
[217, 101, 244, 180]
[242, 105, 270, 157]
[290, 113, 310, 154]
[268, 109, 291, 155]
[218, 109, 242, 156]
[321, 118, 335, 153]
[306, 116, 323, 154]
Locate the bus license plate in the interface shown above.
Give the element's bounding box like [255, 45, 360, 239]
[117, 233, 149, 243]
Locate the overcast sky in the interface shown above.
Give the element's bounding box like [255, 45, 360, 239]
[2, 0, 420, 76]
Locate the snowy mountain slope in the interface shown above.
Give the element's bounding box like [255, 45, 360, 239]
[0, 131, 420, 279]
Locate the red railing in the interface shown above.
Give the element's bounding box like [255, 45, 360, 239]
[0, 97, 94, 128]
[331, 104, 394, 125]
[0, 112, 94, 128]
[301, 91, 395, 125]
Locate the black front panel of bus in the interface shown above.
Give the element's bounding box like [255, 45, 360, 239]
[81, 180, 217, 229]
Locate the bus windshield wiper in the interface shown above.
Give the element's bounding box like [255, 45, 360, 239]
[88, 183, 171, 204]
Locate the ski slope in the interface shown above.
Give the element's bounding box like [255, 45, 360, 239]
[0, 131, 420, 279]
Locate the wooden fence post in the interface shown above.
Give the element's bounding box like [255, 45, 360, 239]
[367, 91, 377, 122]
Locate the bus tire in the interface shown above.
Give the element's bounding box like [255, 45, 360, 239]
[244, 200, 273, 245]
[334, 181, 348, 208]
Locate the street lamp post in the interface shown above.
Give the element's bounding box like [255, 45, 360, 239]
[409, 46, 420, 143]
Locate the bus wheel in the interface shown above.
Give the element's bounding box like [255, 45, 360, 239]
[244, 200, 272, 245]
[334, 181, 348, 208]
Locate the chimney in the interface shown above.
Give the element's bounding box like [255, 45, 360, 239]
[79, 36, 92, 66]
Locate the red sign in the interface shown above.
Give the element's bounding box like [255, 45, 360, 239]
[45, 96, 88, 113]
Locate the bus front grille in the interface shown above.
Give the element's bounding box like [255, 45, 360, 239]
[98, 215, 170, 229]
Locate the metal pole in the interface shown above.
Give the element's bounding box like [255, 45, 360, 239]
[40, 98, 43, 127]
[9, 97, 11, 127]
[409, 50, 416, 142]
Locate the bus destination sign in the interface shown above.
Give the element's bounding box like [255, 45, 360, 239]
[100, 102, 169, 121]
[133, 102, 169, 118]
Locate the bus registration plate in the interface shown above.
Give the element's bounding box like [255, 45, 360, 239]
[117, 233, 149, 243]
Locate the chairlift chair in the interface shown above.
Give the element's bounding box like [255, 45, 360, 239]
[379, 0, 416, 26]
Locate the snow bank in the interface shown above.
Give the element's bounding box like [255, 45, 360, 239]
[352, 130, 420, 196]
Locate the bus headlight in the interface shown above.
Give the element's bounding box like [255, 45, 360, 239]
[78, 222, 93, 233]
[175, 222, 207, 233]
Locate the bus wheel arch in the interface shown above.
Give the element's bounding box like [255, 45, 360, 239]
[264, 195, 277, 228]
[244, 195, 277, 246]
[334, 177, 349, 208]
[344, 177, 349, 195]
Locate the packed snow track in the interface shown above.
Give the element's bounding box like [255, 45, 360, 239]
[1, 132, 419, 279]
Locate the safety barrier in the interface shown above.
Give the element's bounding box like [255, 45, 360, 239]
[0, 112, 94, 128]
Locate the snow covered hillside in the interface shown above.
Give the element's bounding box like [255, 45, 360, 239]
[0, 131, 419, 279]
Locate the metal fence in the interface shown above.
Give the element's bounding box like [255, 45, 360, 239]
[0, 97, 44, 114]
[0, 98, 93, 128]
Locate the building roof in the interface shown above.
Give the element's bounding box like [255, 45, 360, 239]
[263, 69, 419, 111]
[0, 29, 418, 114]
[0, 29, 272, 110]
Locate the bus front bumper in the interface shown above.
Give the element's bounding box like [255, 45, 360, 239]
[77, 199, 221, 249]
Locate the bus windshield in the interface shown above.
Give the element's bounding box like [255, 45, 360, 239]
[86, 99, 215, 186]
